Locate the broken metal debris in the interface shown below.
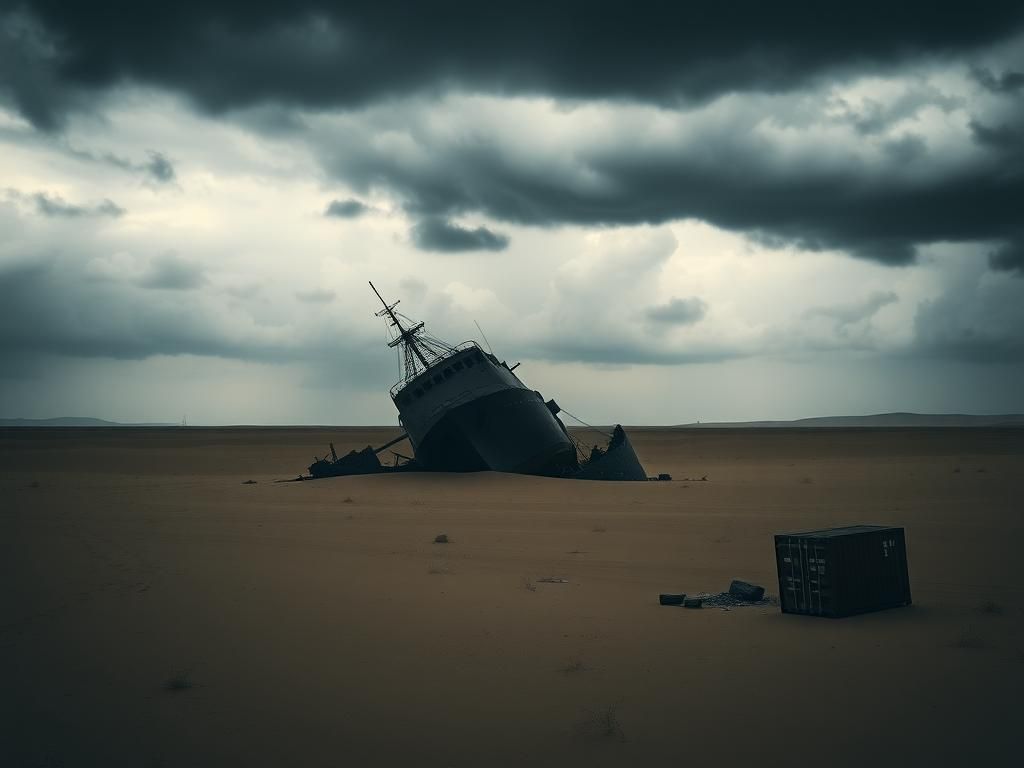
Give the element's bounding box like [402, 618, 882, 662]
[693, 591, 777, 609]
[728, 579, 765, 602]
[660, 581, 775, 609]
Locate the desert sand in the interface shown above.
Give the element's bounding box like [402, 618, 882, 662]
[2, 426, 1022, 767]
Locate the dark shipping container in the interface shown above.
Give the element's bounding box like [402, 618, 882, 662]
[775, 525, 912, 618]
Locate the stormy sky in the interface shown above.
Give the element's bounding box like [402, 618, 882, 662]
[2, 1, 1023, 424]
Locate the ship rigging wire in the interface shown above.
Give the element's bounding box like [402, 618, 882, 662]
[558, 407, 613, 438]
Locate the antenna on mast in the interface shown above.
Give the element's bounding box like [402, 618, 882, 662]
[474, 320, 494, 355]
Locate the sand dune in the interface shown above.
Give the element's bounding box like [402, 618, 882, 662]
[2, 427, 1022, 767]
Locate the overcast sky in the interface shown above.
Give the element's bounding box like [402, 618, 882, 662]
[2, 2, 1023, 424]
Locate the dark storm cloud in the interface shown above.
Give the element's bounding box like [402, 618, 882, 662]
[410, 218, 509, 253]
[4, 2, 1024, 271]
[0, 248, 383, 375]
[972, 66, 1024, 93]
[324, 198, 367, 218]
[913, 275, 1024, 362]
[806, 291, 899, 326]
[969, 119, 1024, 151]
[533, 337, 737, 366]
[145, 151, 175, 183]
[320, 100, 1024, 267]
[5, 1, 1024, 129]
[988, 238, 1024, 274]
[138, 254, 205, 290]
[645, 297, 708, 326]
[0, 257, 225, 362]
[33, 192, 124, 218]
[832, 83, 964, 136]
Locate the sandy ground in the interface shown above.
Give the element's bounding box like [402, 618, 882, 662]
[2, 426, 1023, 767]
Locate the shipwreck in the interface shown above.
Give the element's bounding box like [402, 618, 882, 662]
[305, 283, 648, 481]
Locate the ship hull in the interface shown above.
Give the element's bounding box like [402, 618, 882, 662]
[392, 345, 578, 476]
[415, 387, 578, 475]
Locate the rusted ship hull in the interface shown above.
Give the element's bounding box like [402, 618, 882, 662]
[392, 345, 578, 476]
[414, 387, 578, 475]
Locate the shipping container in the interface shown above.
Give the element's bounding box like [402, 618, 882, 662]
[774, 525, 911, 618]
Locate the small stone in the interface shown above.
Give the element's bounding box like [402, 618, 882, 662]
[659, 593, 686, 606]
[434, 534, 449, 544]
[683, 598, 703, 608]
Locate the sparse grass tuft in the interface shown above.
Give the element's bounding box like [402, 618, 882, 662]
[434, 533, 449, 544]
[427, 564, 450, 575]
[577, 703, 625, 741]
[342, 496, 354, 503]
[952, 632, 984, 650]
[561, 658, 591, 674]
[952, 467, 961, 473]
[523, 578, 537, 592]
[799, 476, 813, 485]
[979, 600, 1003, 616]
[163, 670, 193, 692]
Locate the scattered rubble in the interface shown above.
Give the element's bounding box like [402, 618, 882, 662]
[659, 580, 776, 609]
[693, 591, 777, 608]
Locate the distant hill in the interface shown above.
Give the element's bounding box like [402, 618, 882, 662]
[675, 413, 1024, 428]
[0, 417, 176, 427]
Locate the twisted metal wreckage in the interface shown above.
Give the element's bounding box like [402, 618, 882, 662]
[303, 283, 651, 481]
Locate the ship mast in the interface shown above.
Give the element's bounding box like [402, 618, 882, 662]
[370, 282, 427, 382]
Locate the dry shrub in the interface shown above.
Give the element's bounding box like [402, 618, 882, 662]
[952, 632, 984, 650]
[561, 659, 591, 674]
[978, 600, 1003, 616]
[577, 704, 625, 742]
[163, 670, 193, 692]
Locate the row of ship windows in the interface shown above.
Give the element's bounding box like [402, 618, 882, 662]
[400, 351, 488, 402]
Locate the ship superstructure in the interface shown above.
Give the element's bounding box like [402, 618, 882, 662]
[371, 282, 579, 476]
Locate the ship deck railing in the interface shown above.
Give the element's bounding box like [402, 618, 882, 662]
[389, 341, 484, 397]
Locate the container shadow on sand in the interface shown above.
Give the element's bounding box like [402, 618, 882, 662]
[977, 600, 1003, 616]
